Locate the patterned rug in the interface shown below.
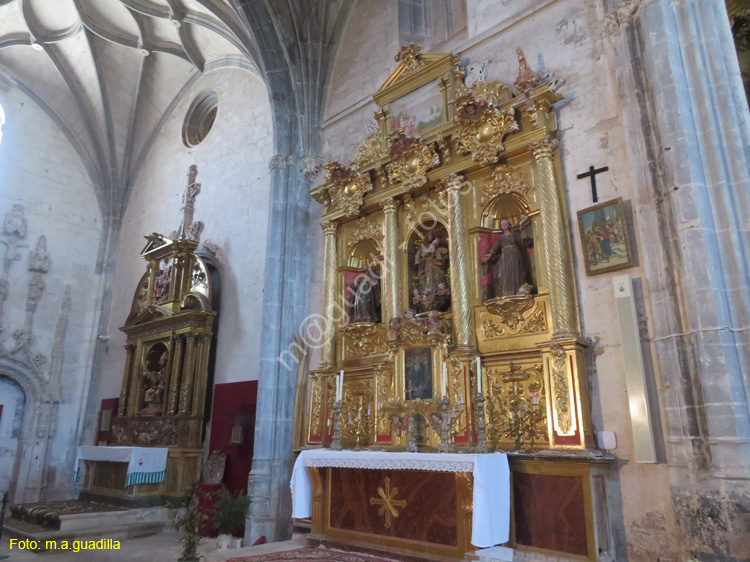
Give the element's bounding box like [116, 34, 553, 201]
[228, 547, 395, 562]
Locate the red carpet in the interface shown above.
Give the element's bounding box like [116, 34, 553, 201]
[228, 547, 394, 562]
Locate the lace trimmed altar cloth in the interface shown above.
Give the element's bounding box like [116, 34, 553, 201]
[75, 446, 169, 487]
[291, 449, 510, 548]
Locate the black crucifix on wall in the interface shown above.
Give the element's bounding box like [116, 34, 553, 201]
[576, 165, 609, 203]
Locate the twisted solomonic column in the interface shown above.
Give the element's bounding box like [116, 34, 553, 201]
[381, 198, 402, 324]
[443, 173, 475, 351]
[319, 221, 338, 369]
[530, 138, 579, 337]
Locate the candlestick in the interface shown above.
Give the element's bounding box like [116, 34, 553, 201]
[476, 357, 482, 394]
[330, 400, 343, 451]
[442, 361, 448, 399]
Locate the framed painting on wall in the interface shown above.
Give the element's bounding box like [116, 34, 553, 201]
[577, 197, 635, 276]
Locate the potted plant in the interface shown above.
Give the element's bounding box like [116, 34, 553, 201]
[212, 487, 251, 550]
[172, 486, 208, 562]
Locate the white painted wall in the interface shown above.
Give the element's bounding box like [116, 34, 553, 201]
[316, 0, 678, 558]
[98, 66, 273, 406]
[0, 86, 104, 500]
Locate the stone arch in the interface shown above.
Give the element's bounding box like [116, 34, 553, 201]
[0, 356, 44, 503]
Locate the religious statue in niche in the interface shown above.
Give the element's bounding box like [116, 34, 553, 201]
[404, 347, 433, 401]
[480, 217, 534, 300]
[141, 344, 169, 414]
[153, 258, 173, 304]
[348, 265, 382, 324]
[410, 225, 451, 313]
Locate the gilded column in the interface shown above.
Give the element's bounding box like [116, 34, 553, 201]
[530, 139, 579, 337]
[179, 334, 197, 414]
[118, 345, 134, 416]
[443, 174, 475, 351]
[167, 335, 184, 415]
[381, 198, 401, 323]
[320, 221, 338, 369]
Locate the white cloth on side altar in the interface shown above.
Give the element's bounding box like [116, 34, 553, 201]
[290, 449, 510, 548]
[74, 446, 169, 487]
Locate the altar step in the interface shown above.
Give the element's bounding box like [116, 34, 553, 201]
[472, 546, 586, 562]
[4, 502, 171, 550]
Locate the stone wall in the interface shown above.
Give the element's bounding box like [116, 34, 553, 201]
[315, 0, 684, 559]
[0, 86, 103, 501]
[98, 67, 273, 407]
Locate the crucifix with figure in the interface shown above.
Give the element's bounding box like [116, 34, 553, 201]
[577, 165, 609, 202]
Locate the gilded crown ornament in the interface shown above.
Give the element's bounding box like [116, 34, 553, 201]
[453, 93, 519, 165]
[386, 130, 440, 192]
[322, 161, 372, 217]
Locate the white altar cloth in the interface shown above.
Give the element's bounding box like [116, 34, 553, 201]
[291, 450, 510, 548]
[75, 446, 169, 487]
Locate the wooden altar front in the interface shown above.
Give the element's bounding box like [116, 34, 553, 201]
[294, 450, 509, 560]
[296, 45, 614, 561]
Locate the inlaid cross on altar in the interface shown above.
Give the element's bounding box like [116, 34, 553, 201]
[576, 165, 609, 203]
[369, 477, 406, 529]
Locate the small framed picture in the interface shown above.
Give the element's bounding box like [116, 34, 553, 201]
[577, 197, 634, 276]
[403, 347, 433, 401]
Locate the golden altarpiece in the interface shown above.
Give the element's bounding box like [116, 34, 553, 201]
[297, 47, 613, 561]
[83, 166, 219, 504]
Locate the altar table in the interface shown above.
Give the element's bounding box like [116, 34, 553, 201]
[75, 446, 169, 487]
[292, 450, 509, 556]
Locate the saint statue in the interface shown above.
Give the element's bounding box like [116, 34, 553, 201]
[481, 218, 534, 297]
[143, 351, 169, 412]
[351, 266, 381, 323]
[413, 232, 450, 312]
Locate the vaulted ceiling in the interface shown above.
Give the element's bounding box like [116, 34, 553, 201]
[0, 0, 259, 217]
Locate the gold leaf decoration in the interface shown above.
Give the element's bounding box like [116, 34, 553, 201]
[482, 164, 531, 206]
[386, 130, 440, 193]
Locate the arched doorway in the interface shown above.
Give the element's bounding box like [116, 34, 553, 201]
[0, 375, 25, 495]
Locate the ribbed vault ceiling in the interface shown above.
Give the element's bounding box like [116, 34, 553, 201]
[0, 0, 258, 216]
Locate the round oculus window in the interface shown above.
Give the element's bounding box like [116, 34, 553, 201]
[182, 90, 218, 147]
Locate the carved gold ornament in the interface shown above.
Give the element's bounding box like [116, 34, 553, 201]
[310, 374, 324, 436]
[370, 477, 407, 528]
[485, 295, 535, 329]
[322, 161, 372, 217]
[549, 344, 574, 435]
[394, 43, 423, 73]
[342, 323, 387, 360]
[453, 94, 519, 165]
[347, 216, 384, 251]
[353, 127, 387, 169]
[486, 363, 546, 450]
[482, 164, 531, 205]
[386, 130, 440, 192]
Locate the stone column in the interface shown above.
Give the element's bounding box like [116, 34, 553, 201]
[319, 221, 338, 369]
[381, 198, 401, 323]
[179, 334, 197, 414]
[530, 139, 579, 337]
[443, 174, 475, 351]
[167, 335, 184, 415]
[604, 0, 750, 558]
[118, 345, 134, 416]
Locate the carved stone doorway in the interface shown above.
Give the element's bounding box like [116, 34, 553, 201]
[0, 376, 25, 497]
